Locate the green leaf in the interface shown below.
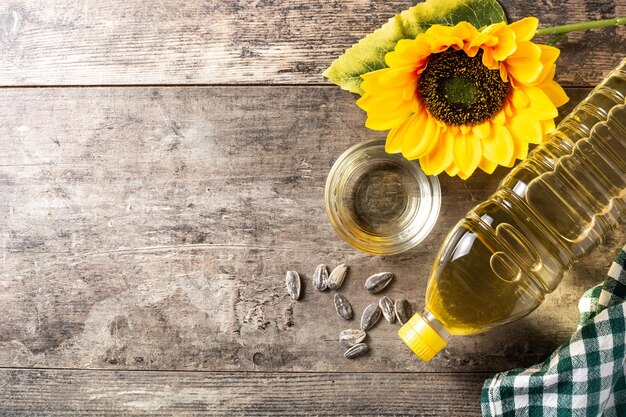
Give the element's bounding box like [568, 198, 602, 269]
[323, 0, 507, 95]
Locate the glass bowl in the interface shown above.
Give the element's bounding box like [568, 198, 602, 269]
[325, 139, 441, 255]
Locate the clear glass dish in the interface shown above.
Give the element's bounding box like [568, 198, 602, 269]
[325, 139, 441, 255]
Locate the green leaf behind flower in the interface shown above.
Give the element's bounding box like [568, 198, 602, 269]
[323, 0, 507, 95]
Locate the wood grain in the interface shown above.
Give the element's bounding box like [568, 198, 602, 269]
[0, 369, 489, 416]
[0, 0, 623, 86]
[1, 86, 624, 373]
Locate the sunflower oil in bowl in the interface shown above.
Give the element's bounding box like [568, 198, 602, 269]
[325, 139, 441, 256]
[399, 58, 626, 362]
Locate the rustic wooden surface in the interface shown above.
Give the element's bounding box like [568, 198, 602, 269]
[0, 0, 624, 415]
[0, 0, 624, 86]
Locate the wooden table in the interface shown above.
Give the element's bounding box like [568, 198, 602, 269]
[0, 0, 624, 415]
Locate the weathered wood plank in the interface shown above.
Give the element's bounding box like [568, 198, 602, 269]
[0, 369, 488, 416]
[0, 0, 623, 86]
[1, 86, 624, 372]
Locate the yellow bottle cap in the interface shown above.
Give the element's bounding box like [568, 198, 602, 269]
[398, 312, 447, 362]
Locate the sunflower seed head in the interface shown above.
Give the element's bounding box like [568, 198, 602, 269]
[364, 272, 394, 294]
[360, 303, 382, 331]
[339, 329, 366, 346]
[394, 298, 412, 325]
[328, 264, 349, 290]
[334, 293, 353, 320]
[379, 296, 395, 323]
[344, 343, 368, 359]
[312, 264, 329, 291]
[285, 270, 301, 300]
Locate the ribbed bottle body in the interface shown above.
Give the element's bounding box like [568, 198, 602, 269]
[425, 59, 626, 335]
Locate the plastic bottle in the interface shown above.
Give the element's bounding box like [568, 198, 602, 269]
[399, 58, 626, 362]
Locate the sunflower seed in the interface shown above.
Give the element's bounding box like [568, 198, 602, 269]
[334, 293, 353, 320]
[364, 272, 394, 293]
[328, 263, 349, 290]
[379, 296, 395, 323]
[395, 298, 412, 325]
[360, 303, 382, 331]
[312, 264, 329, 291]
[339, 329, 366, 346]
[285, 270, 301, 300]
[344, 343, 368, 359]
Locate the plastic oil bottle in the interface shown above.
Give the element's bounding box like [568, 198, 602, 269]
[399, 58, 626, 362]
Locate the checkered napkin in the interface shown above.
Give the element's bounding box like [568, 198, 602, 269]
[481, 244, 626, 417]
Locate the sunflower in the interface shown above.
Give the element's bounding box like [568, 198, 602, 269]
[356, 17, 569, 179]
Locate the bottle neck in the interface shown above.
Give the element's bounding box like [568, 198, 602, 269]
[422, 309, 450, 341]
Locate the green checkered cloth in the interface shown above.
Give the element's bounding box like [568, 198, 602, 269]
[482, 244, 626, 417]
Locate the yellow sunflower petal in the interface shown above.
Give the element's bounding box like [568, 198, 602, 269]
[478, 157, 499, 174]
[492, 109, 507, 125]
[386, 113, 416, 153]
[541, 118, 556, 136]
[524, 86, 559, 119]
[538, 44, 560, 66]
[385, 39, 430, 68]
[510, 88, 530, 109]
[456, 170, 472, 180]
[452, 21, 478, 43]
[466, 32, 494, 56]
[364, 109, 412, 131]
[481, 21, 508, 38]
[499, 64, 509, 83]
[530, 46, 560, 86]
[401, 80, 417, 101]
[357, 87, 404, 109]
[472, 121, 491, 139]
[453, 132, 482, 177]
[481, 124, 514, 165]
[420, 130, 454, 175]
[532, 62, 556, 87]
[506, 42, 543, 84]
[481, 49, 500, 70]
[402, 110, 440, 159]
[490, 26, 517, 61]
[510, 110, 542, 145]
[508, 17, 538, 42]
[511, 134, 529, 160]
[445, 163, 460, 177]
[379, 67, 417, 87]
[427, 25, 463, 52]
[360, 70, 388, 93]
[542, 80, 569, 107]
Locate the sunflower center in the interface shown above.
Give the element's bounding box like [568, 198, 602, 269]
[418, 49, 509, 126]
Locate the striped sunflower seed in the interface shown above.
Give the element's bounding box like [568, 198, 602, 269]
[364, 272, 394, 294]
[328, 263, 349, 290]
[285, 270, 301, 300]
[360, 303, 382, 331]
[312, 264, 329, 292]
[379, 296, 395, 324]
[339, 329, 366, 346]
[334, 293, 353, 320]
[395, 298, 412, 325]
[344, 343, 368, 359]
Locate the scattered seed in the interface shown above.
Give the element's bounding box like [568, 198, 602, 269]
[339, 329, 366, 346]
[364, 272, 394, 294]
[328, 263, 349, 290]
[312, 264, 329, 292]
[379, 296, 395, 324]
[395, 298, 412, 325]
[344, 343, 369, 359]
[360, 303, 382, 331]
[334, 293, 353, 320]
[285, 270, 301, 300]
